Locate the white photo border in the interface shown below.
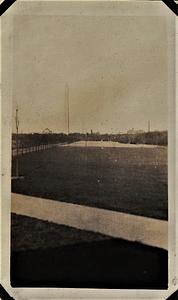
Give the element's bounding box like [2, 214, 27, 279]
[0, 1, 177, 299]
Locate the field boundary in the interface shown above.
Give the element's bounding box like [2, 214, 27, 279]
[12, 143, 58, 157]
[11, 193, 168, 250]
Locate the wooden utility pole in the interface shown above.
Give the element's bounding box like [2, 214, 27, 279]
[65, 83, 70, 135]
[148, 120, 151, 132]
[15, 107, 19, 177]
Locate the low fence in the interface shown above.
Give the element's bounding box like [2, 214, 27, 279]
[12, 143, 58, 158]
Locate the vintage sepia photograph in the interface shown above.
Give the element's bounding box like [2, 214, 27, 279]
[1, 1, 176, 295]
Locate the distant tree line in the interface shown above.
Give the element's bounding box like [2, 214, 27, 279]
[12, 130, 167, 149]
[116, 131, 168, 146]
[12, 133, 69, 149]
[84, 131, 167, 145]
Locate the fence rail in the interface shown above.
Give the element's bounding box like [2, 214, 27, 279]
[12, 143, 58, 158]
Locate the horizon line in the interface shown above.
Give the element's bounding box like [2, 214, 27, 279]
[12, 130, 168, 135]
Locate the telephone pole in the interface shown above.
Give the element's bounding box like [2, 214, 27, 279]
[148, 120, 151, 132]
[65, 83, 70, 135]
[15, 107, 19, 177]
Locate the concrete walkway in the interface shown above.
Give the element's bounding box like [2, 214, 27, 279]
[11, 193, 168, 250]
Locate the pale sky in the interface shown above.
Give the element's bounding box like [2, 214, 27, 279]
[12, 15, 168, 134]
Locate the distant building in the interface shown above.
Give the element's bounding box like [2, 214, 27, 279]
[127, 128, 145, 135]
[42, 128, 52, 134]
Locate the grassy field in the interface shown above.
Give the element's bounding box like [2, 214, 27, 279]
[12, 145, 168, 220]
[11, 213, 110, 252]
[11, 214, 167, 289]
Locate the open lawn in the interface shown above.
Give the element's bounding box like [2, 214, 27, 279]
[11, 213, 110, 252]
[12, 145, 168, 220]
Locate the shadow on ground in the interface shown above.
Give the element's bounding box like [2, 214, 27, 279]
[11, 238, 168, 289]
